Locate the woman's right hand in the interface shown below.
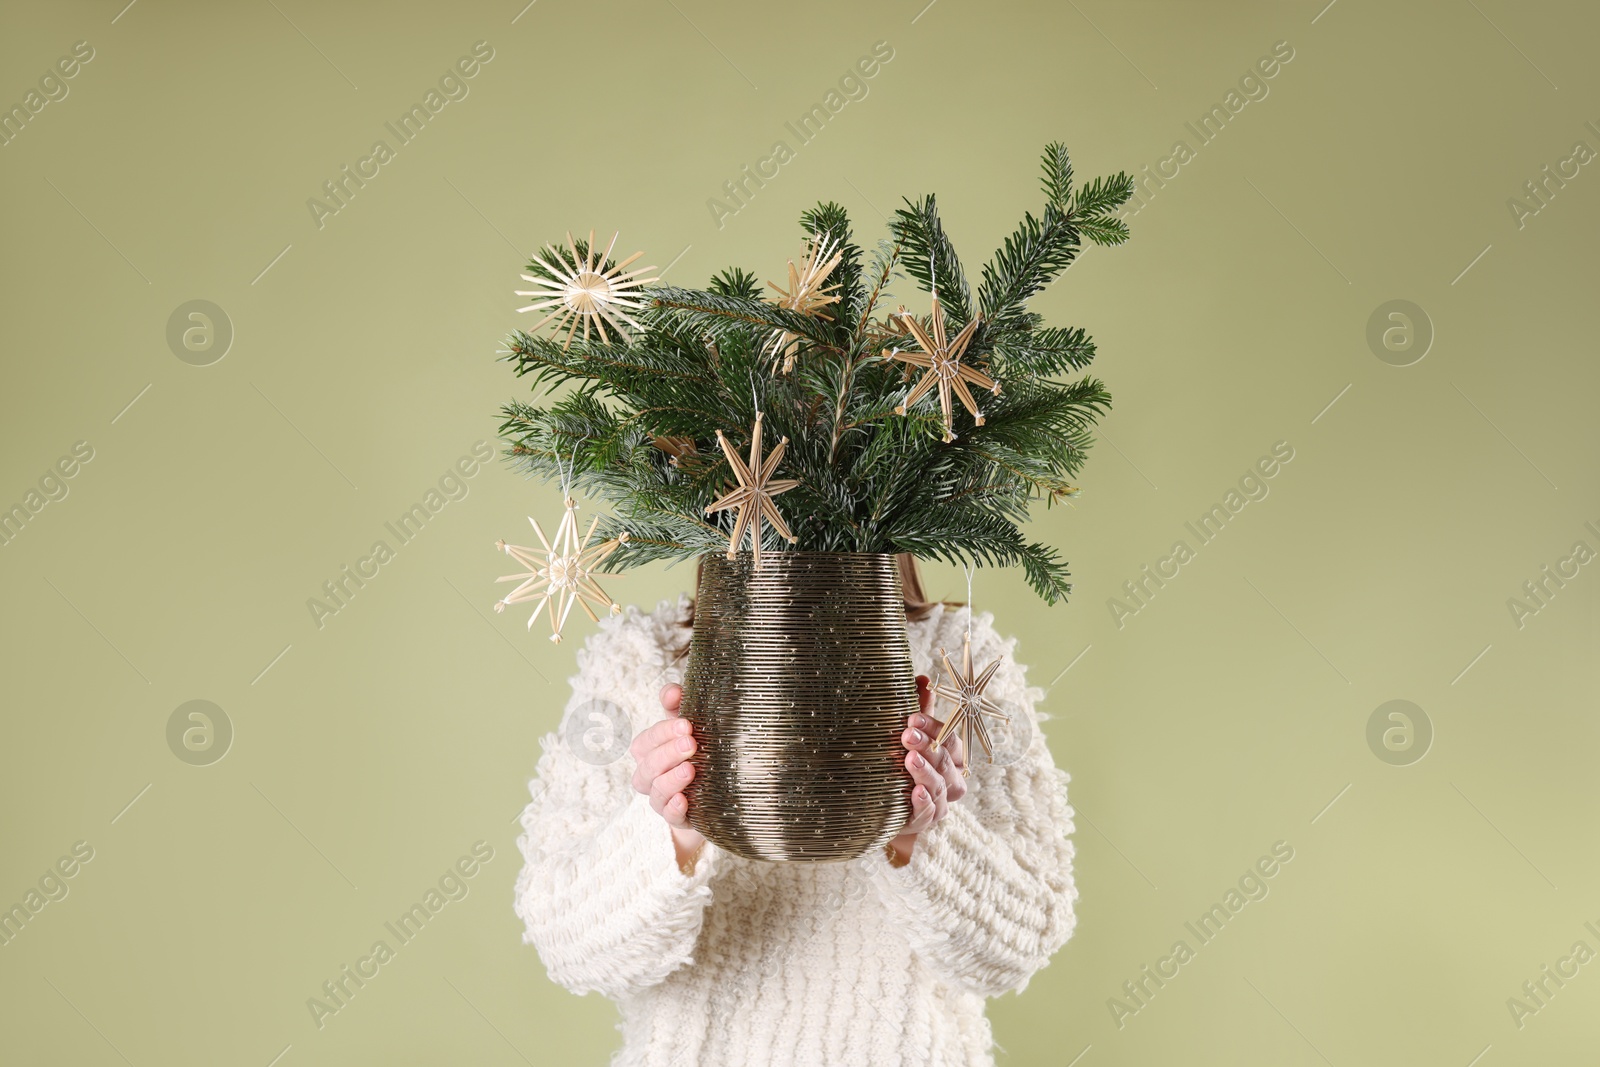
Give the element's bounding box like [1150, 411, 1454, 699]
[630, 684, 706, 868]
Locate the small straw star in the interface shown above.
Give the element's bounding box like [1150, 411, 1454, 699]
[515, 230, 657, 351]
[704, 412, 800, 568]
[764, 233, 844, 372]
[494, 501, 627, 643]
[888, 290, 999, 442]
[930, 631, 1010, 774]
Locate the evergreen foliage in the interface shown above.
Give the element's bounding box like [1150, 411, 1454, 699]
[496, 143, 1133, 604]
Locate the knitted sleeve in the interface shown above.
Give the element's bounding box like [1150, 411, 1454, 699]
[864, 613, 1077, 998]
[513, 602, 721, 999]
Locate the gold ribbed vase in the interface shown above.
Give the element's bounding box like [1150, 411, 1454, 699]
[681, 552, 916, 862]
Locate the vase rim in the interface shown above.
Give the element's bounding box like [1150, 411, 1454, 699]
[700, 550, 898, 559]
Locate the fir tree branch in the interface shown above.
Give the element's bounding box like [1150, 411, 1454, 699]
[989, 325, 1097, 377]
[1078, 216, 1131, 246]
[1040, 142, 1075, 207]
[1071, 172, 1136, 217]
[650, 286, 840, 350]
[977, 204, 1081, 333]
[889, 195, 972, 323]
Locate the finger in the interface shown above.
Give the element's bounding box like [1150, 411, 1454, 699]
[630, 713, 681, 771]
[924, 728, 963, 782]
[629, 715, 692, 773]
[938, 743, 967, 804]
[663, 791, 693, 829]
[630, 717, 692, 792]
[915, 675, 932, 717]
[920, 734, 956, 780]
[908, 783, 939, 834]
[901, 721, 933, 756]
[904, 723, 960, 797]
[649, 760, 695, 814]
[906, 748, 947, 823]
[918, 750, 950, 823]
[904, 711, 947, 748]
[902, 784, 934, 835]
[633, 731, 696, 794]
[660, 683, 683, 715]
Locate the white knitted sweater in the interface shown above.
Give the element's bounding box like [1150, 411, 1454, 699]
[514, 596, 1078, 1067]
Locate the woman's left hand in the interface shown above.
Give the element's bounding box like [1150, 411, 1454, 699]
[886, 675, 966, 864]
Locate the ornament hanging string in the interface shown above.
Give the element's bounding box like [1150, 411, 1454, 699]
[963, 562, 974, 645]
[556, 438, 580, 500]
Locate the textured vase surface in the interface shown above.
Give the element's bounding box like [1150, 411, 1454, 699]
[681, 552, 916, 861]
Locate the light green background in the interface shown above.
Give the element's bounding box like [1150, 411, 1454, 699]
[2, 1, 1596, 1064]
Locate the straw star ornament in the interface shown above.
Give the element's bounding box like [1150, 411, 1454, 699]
[494, 500, 628, 643]
[704, 412, 800, 568]
[764, 234, 844, 372]
[888, 290, 999, 442]
[930, 632, 1010, 774]
[515, 230, 657, 351]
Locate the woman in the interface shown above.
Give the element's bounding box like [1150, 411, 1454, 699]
[514, 555, 1079, 1066]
